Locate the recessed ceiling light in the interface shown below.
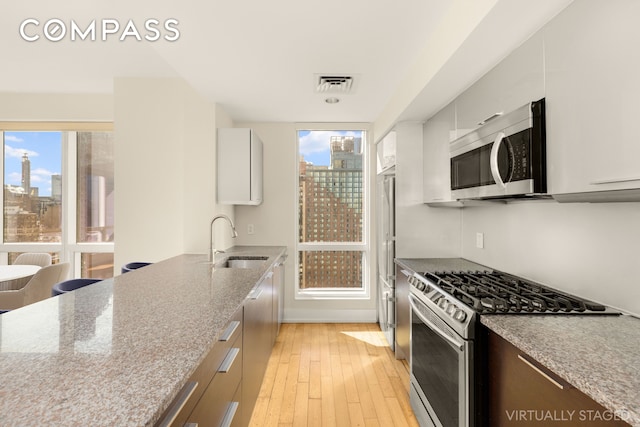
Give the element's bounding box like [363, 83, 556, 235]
[325, 97, 340, 104]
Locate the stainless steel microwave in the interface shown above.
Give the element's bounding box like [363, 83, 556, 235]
[450, 98, 546, 200]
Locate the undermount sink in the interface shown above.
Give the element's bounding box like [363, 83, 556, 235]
[215, 256, 269, 269]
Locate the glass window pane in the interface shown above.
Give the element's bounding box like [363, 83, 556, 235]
[298, 131, 363, 243]
[4, 131, 62, 243]
[298, 250, 363, 289]
[9, 252, 60, 265]
[77, 132, 115, 243]
[81, 253, 114, 279]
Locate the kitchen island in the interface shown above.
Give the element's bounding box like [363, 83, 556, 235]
[0, 245, 286, 426]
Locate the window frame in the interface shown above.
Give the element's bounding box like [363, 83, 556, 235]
[294, 125, 371, 300]
[0, 122, 114, 278]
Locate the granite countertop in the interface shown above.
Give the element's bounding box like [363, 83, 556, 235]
[0, 245, 286, 427]
[397, 256, 640, 426]
[482, 314, 640, 426]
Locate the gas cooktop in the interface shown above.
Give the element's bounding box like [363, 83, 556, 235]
[419, 270, 615, 315]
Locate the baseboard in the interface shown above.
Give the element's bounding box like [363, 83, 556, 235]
[283, 308, 377, 323]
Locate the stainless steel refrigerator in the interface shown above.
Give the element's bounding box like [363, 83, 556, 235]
[377, 171, 395, 349]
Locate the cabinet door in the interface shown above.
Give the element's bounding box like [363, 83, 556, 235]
[272, 257, 286, 343]
[217, 128, 263, 205]
[455, 32, 544, 138]
[487, 330, 630, 427]
[545, 0, 640, 196]
[242, 272, 274, 425]
[423, 101, 456, 203]
[376, 130, 397, 174]
[394, 265, 411, 361]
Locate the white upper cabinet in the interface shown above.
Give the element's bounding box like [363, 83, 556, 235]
[376, 130, 396, 174]
[217, 128, 263, 205]
[423, 101, 457, 204]
[455, 32, 545, 138]
[545, 0, 640, 200]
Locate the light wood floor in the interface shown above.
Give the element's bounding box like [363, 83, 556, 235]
[249, 323, 419, 427]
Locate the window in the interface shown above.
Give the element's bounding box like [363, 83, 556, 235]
[297, 129, 368, 298]
[1, 125, 114, 279]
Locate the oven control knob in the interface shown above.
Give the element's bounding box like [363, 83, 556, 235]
[445, 304, 456, 315]
[453, 309, 467, 322]
[438, 298, 449, 310]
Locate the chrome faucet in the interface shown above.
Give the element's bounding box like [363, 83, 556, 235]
[209, 214, 239, 262]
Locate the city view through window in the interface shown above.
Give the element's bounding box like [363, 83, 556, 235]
[298, 130, 365, 290]
[2, 130, 114, 278]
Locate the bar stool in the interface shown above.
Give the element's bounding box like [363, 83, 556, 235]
[52, 278, 101, 296]
[121, 262, 152, 274]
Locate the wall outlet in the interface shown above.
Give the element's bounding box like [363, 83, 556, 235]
[247, 224, 255, 235]
[476, 232, 484, 249]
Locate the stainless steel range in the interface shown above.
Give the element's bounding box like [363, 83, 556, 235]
[407, 269, 618, 427]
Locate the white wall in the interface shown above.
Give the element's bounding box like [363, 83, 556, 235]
[234, 122, 377, 322]
[395, 122, 462, 258]
[462, 201, 640, 316]
[114, 77, 233, 272]
[0, 93, 113, 122]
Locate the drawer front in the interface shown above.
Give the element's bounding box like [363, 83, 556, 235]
[186, 344, 243, 426]
[155, 308, 243, 427]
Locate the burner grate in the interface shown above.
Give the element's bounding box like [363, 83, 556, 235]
[423, 270, 607, 314]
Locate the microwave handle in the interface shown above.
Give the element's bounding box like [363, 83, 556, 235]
[490, 131, 506, 188]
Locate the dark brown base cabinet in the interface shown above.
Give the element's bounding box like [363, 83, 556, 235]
[242, 269, 275, 426]
[394, 265, 411, 360]
[156, 308, 244, 427]
[157, 254, 286, 427]
[487, 329, 631, 427]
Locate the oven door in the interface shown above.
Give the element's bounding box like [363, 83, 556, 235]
[409, 293, 473, 427]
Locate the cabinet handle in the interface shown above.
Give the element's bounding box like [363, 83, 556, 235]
[157, 381, 198, 427]
[274, 254, 289, 266]
[477, 112, 503, 126]
[250, 289, 264, 300]
[219, 321, 240, 342]
[518, 354, 570, 390]
[220, 401, 240, 427]
[218, 348, 240, 373]
[590, 176, 640, 185]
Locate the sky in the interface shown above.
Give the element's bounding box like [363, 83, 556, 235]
[298, 130, 363, 167]
[4, 131, 62, 196]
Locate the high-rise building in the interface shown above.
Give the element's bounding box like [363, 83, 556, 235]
[21, 153, 30, 195]
[52, 174, 62, 201]
[299, 135, 363, 289]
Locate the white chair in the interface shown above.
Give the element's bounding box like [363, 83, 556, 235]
[0, 263, 70, 310]
[13, 253, 52, 267]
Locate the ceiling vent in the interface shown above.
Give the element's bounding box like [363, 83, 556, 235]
[315, 75, 355, 93]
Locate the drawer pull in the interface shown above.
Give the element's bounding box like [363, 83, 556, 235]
[250, 289, 264, 300]
[220, 401, 239, 427]
[590, 176, 640, 185]
[219, 321, 240, 342]
[518, 354, 570, 390]
[218, 348, 240, 373]
[157, 381, 198, 427]
[477, 111, 503, 126]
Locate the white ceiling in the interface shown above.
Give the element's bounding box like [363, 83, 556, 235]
[0, 0, 573, 124]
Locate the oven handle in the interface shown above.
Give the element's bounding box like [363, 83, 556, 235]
[490, 131, 507, 188]
[409, 294, 464, 351]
